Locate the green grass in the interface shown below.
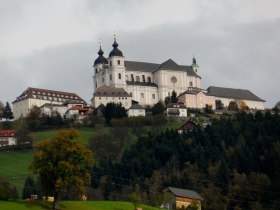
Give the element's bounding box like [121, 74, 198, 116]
[0, 150, 34, 196]
[31, 127, 96, 145]
[0, 201, 160, 210]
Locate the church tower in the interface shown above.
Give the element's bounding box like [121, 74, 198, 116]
[192, 55, 201, 89]
[93, 45, 109, 93]
[107, 36, 126, 88]
[192, 55, 200, 75]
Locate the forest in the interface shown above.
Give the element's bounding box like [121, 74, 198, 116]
[89, 110, 280, 210]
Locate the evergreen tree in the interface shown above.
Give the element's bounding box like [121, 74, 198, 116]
[152, 101, 165, 115]
[2, 102, 14, 121]
[103, 102, 127, 124]
[22, 176, 37, 199]
[170, 90, 178, 103]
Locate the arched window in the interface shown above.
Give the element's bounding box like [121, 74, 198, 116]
[147, 77, 151, 83]
[136, 76, 140, 82]
[117, 60, 121, 65]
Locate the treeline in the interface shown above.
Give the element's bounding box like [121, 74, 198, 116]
[89, 111, 280, 210]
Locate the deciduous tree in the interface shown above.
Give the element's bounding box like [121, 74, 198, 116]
[30, 129, 94, 210]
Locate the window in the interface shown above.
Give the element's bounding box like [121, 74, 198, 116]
[142, 75, 145, 82]
[141, 93, 144, 98]
[189, 81, 193, 87]
[118, 73, 121, 79]
[102, 77, 105, 83]
[110, 74, 112, 80]
[125, 75, 128, 81]
[117, 60, 121, 65]
[131, 74, 134, 82]
[147, 77, 151, 83]
[136, 76, 140, 82]
[110, 61, 112, 66]
[152, 94, 155, 99]
[130, 92, 133, 97]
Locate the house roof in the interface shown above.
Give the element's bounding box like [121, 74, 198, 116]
[169, 187, 203, 201]
[178, 89, 204, 97]
[207, 86, 265, 102]
[129, 103, 145, 110]
[12, 87, 86, 104]
[94, 86, 132, 97]
[124, 59, 200, 78]
[0, 130, 16, 137]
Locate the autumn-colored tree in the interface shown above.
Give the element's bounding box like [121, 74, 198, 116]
[30, 129, 94, 210]
[240, 100, 248, 112]
[228, 101, 239, 111]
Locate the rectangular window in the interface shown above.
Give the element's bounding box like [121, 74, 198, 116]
[189, 81, 193, 87]
[117, 60, 121, 65]
[110, 74, 112, 80]
[119, 73, 121, 79]
[152, 94, 155, 99]
[141, 93, 144, 98]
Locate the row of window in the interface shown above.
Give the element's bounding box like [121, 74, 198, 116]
[129, 92, 156, 99]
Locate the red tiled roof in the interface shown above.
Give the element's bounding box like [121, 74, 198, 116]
[0, 130, 16, 137]
[94, 86, 132, 97]
[12, 87, 86, 104]
[68, 106, 87, 111]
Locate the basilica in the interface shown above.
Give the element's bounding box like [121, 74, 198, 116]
[92, 37, 202, 109]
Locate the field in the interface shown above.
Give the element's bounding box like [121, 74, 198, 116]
[0, 128, 96, 196]
[0, 201, 160, 210]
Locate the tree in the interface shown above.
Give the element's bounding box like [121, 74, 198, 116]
[240, 101, 248, 112]
[171, 90, 178, 103]
[103, 102, 127, 124]
[152, 101, 165, 115]
[22, 176, 38, 199]
[0, 176, 18, 200]
[2, 102, 14, 121]
[129, 192, 142, 210]
[0, 101, 4, 118]
[15, 127, 33, 150]
[215, 100, 224, 110]
[30, 129, 94, 210]
[204, 104, 214, 114]
[26, 106, 41, 131]
[228, 101, 239, 111]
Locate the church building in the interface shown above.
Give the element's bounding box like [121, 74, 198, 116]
[92, 37, 201, 108]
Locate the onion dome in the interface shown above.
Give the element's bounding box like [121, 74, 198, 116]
[192, 55, 199, 67]
[94, 46, 108, 65]
[109, 37, 123, 57]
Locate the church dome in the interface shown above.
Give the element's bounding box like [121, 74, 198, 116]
[94, 47, 108, 65]
[109, 38, 123, 57]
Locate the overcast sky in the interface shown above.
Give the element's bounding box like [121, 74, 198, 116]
[0, 0, 279, 108]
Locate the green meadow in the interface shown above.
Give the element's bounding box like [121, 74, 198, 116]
[0, 128, 96, 196]
[0, 201, 160, 210]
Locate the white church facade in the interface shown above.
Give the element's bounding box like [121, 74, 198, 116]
[92, 37, 201, 108]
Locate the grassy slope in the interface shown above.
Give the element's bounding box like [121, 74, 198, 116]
[0, 128, 96, 196]
[0, 201, 160, 210]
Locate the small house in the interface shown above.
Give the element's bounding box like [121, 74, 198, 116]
[128, 103, 146, 117]
[0, 130, 16, 147]
[166, 103, 187, 117]
[168, 187, 203, 210]
[177, 120, 198, 134]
